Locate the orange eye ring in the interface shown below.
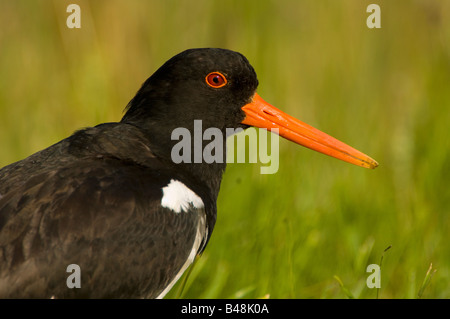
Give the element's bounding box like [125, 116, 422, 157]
[205, 72, 227, 88]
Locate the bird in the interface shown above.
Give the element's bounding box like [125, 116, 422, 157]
[0, 48, 378, 298]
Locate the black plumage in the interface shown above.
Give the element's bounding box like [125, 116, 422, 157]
[0, 48, 258, 298]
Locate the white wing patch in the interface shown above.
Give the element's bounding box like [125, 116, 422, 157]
[161, 179, 204, 213]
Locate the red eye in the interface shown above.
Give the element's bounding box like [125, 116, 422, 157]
[205, 72, 227, 88]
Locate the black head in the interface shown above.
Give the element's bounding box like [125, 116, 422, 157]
[120, 48, 262, 197]
[122, 48, 259, 134]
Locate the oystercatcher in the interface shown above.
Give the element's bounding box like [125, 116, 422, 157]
[0, 48, 377, 298]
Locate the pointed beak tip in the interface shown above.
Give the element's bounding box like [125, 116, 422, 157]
[368, 159, 379, 169]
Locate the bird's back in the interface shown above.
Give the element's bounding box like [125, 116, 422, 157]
[0, 123, 208, 298]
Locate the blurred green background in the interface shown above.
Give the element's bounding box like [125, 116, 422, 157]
[0, 0, 449, 298]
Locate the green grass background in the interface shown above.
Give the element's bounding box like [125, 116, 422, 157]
[0, 0, 449, 298]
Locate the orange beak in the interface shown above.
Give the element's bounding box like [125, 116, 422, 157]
[241, 93, 378, 169]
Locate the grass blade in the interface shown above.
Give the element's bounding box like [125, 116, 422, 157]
[334, 275, 355, 299]
[417, 263, 436, 299]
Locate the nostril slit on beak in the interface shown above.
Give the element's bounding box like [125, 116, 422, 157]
[262, 109, 275, 117]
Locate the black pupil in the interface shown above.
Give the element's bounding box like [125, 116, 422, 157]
[213, 76, 220, 84]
